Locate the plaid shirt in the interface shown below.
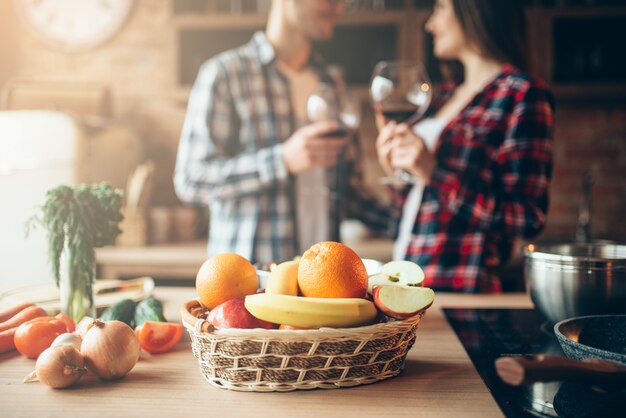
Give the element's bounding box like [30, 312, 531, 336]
[175, 32, 390, 263]
[393, 65, 555, 293]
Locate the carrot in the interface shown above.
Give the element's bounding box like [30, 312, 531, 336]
[0, 302, 34, 323]
[0, 327, 17, 354]
[0, 306, 47, 333]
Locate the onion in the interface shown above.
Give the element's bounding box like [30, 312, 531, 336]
[51, 333, 82, 350]
[81, 319, 140, 380]
[35, 345, 87, 389]
[75, 316, 95, 338]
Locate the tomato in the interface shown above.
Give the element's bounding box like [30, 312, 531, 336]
[14, 317, 70, 359]
[135, 321, 184, 354]
[54, 313, 76, 333]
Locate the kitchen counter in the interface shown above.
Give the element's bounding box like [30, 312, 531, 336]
[95, 241, 208, 281]
[0, 290, 532, 417]
[95, 235, 394, 282]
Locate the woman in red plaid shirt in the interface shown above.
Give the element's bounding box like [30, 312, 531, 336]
[377, 0, 555, 293]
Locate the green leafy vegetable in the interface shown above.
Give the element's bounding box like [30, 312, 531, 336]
[28, 183, 124, 298]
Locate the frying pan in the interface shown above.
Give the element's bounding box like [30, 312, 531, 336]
[495, 315, 626, 390]
[554, 315, 626, 365]
[553, 315, 626, 418]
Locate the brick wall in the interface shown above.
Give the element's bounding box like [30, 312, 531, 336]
[1, 0, 624, 243]
[546, 103, 626, 242]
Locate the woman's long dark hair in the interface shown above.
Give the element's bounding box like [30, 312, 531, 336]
[453, 0, 527, 69]
[441, 0, 527, 82]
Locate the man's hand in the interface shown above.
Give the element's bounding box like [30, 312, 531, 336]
[282, 120, 348, 175]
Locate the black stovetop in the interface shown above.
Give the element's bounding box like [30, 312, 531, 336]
[444, 308, 626, 418]
[443, 308, 563, 418]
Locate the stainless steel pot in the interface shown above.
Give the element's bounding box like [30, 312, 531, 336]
[523, 243, 626, 324]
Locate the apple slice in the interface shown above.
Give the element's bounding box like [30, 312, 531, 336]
[372, 285, 435, 319]
[367, 260, 425, 293]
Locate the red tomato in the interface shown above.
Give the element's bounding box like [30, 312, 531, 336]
[54, 313, 76, 332]
[135, 321, 184, 354]
[14, 317, 69, 359]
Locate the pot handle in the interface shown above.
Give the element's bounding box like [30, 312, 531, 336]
[495, 354, 626, 388]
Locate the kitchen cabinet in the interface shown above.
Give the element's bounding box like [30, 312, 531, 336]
[172, 0, 424, 90]
[529, 3, 626, 99]
[170, 0, 626, 100]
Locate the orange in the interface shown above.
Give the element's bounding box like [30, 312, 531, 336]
[195, 253, 259, 310]
[297, 241, 368, 298]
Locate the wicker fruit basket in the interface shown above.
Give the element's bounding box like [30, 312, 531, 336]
[181, 298, 425, 392]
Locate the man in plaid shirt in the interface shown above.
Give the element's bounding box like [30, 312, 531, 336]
[174, 0, 390, 263]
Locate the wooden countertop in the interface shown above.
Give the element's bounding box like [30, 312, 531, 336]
[95, 241, 208, 281]
[95, 238, 395, 281]
[0, 289, 532, 417]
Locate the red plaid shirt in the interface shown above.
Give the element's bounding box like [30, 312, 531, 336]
[392, 65, 555, 293]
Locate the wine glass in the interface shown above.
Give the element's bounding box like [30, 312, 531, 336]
[307, 83, 361, 136]
[306, 84, 362, 199]
[370, 60, 432, 185]
[339, 90, 362, 132]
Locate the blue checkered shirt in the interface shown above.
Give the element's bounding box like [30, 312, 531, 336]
[174, 32, 391, 263]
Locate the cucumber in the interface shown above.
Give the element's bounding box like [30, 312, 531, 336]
[100, 299, 137, 327]
[134, 296, 166, 328]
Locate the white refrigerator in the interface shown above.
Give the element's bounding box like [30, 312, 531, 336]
[0, 111, 81, 293]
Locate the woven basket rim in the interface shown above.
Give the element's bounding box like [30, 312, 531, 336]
[181, 297, 423, 339]
[182, 297, 426, 392]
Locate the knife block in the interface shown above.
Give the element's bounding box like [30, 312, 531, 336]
[117, 207, 147, 247]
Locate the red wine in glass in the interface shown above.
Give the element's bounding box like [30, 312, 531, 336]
[381, 105, 419, 124]
[370, 61, 432, 184]
[321, 127, 350, 138]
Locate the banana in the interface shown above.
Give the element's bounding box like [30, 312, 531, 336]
[265, 260, 299, 296]
[244, 293, 378, 329]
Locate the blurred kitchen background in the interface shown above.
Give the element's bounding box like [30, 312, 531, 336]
[1, 0, 625, 291]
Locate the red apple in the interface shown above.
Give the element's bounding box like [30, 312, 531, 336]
[372, 285, 435, 319]
[208, 299, 275, 329]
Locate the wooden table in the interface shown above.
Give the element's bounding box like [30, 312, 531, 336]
[0, 289, 532, 417]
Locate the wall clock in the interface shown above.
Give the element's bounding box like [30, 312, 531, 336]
[14, 0, 134, 52]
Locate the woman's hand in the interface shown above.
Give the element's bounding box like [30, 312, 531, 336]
[390, 123, 436, 182]
[375, 121, 397, 177]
